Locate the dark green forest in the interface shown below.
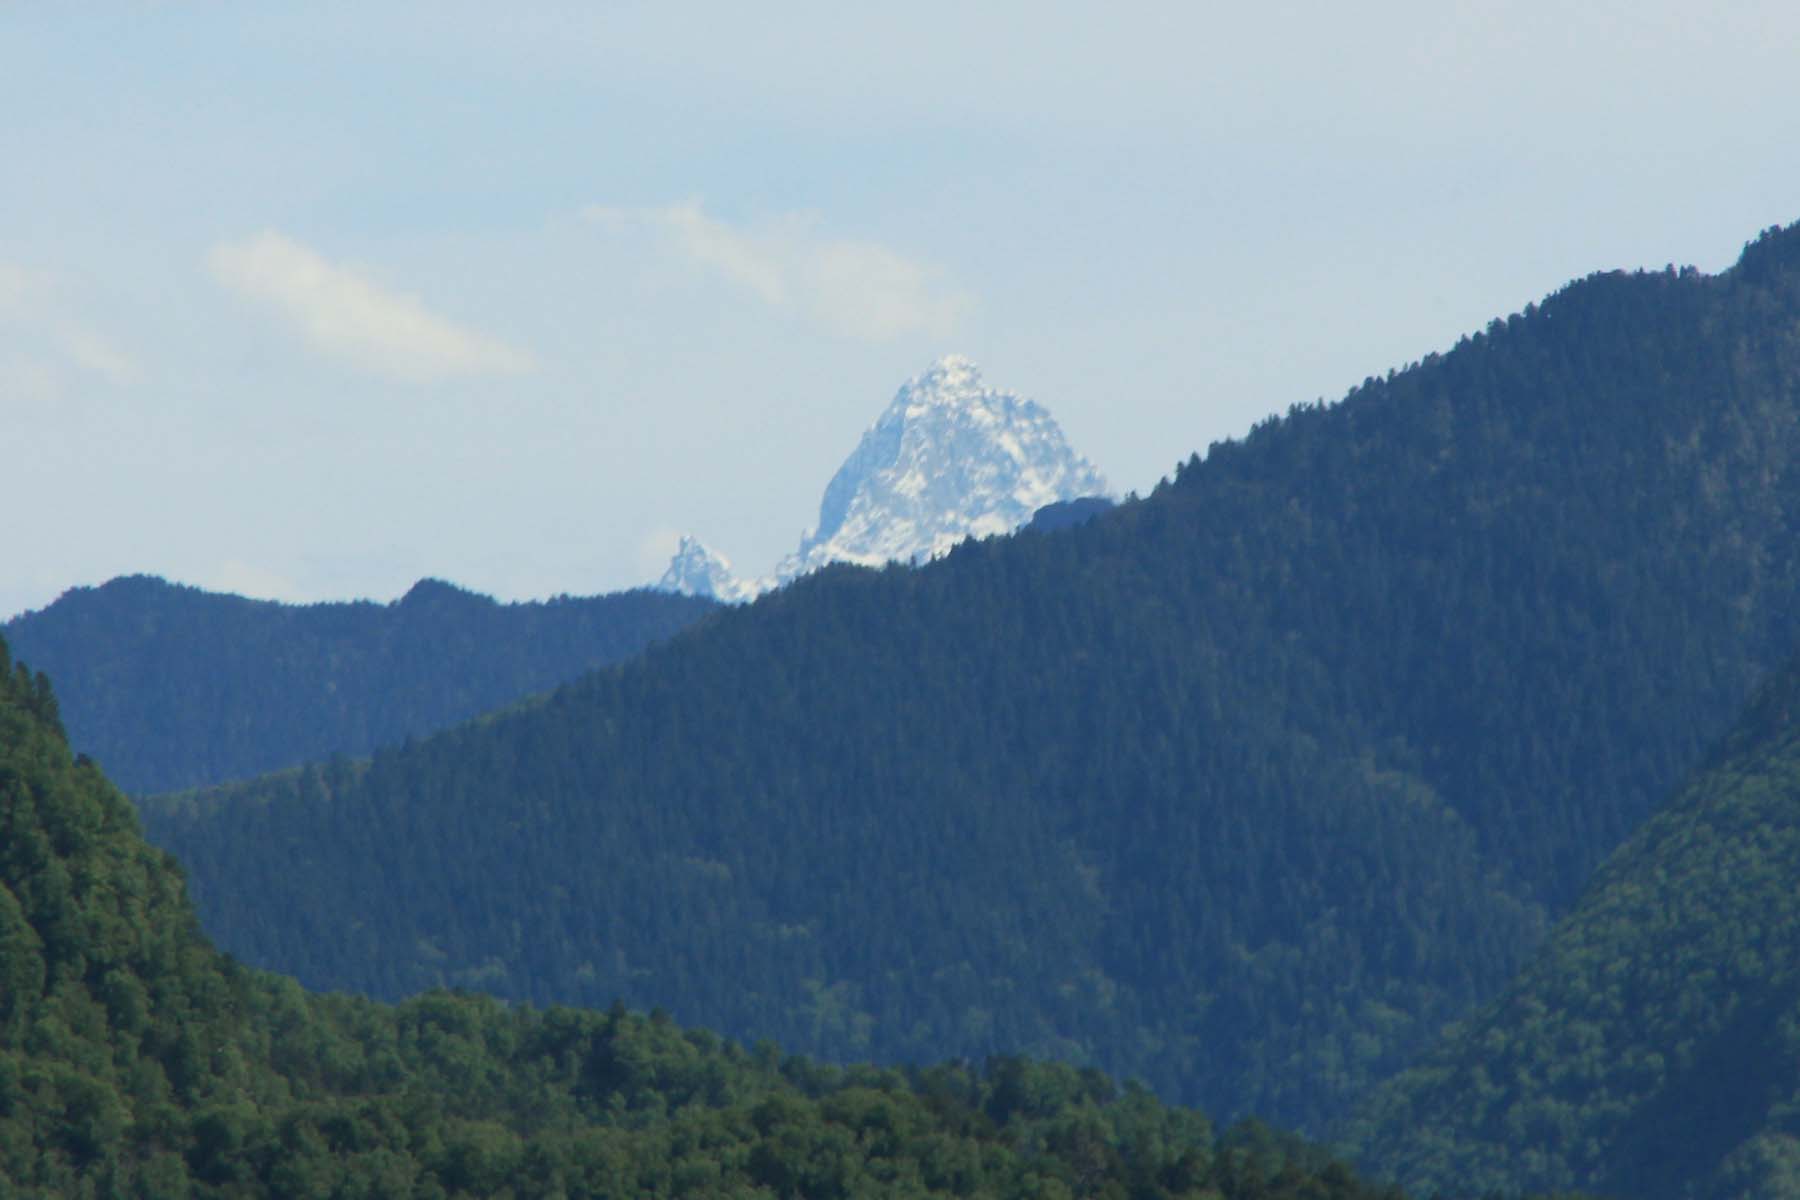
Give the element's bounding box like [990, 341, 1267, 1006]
[0, 638, 1449, 1198]
[3, 575, 715, 795]
[1347, 647, 1800, 1199]
[139, 224, 1800, 1138]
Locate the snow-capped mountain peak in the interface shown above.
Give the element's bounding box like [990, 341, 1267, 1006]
[656, 357, 1108, 602]
[895, 353, 981, 409]
[779, 356, 1107, 581]
[656, 536, 763, 604]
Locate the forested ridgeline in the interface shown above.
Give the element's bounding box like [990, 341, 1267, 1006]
[0, 645, 1452, 1199]
[1347, 648, 1800, 1200]
[145, 223, 1800, 1135]
[2, 575, 716, 794]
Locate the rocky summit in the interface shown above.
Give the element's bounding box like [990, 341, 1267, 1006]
[660, 356, 1108, 601]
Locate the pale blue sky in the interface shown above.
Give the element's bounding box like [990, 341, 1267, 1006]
[6, 3, 1799, 617]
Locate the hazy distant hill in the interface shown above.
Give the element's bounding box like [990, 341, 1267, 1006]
[3, 575, 716, 794]
[145, 223, 1800, 1135]
[1349, 651, 1800, 1200]
[0, 638, 1401, 1198]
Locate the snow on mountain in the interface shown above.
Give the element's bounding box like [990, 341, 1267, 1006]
[658, 356, 1108, 602]
[656, 536, 763, 604]
[775, 355, 1108, 580]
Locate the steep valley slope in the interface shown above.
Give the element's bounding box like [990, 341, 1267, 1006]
[1349, 648, 1800, 1200]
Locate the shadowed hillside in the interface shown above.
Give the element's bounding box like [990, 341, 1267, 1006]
[4, 576, 716, 794]
[1349, 648, 1800, 1199]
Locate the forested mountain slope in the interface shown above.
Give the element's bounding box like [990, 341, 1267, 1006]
[145, 223, 1800, 1135]
[1348, 650, 1800, 1200]
[0, 636, 1422, 1198]
[3, 575, 716, 794]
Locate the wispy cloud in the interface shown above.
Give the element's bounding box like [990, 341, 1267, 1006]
[585, 201, 970, 342]
[208, 232, 533, 383]
[0, 264, 31, 311]
[0, 262, 141, 387]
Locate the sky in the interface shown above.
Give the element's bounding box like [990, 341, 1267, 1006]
[5, 3, 1800, 619]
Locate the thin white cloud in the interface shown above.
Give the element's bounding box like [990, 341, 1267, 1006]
[0, 262, 141, 387]
[207, 232, 534, 383]
[585, 201, 969, 342]
[0, 353, 62, 406]
[57, 326, 139, 385]
[0, 264, 33, 311]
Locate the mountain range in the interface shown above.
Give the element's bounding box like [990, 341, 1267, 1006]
[658, 355, 1108, 601]
[135, 221, 1800, 1153]
[2, 576, 715, 794]
[17, 220, 1800, 1198]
